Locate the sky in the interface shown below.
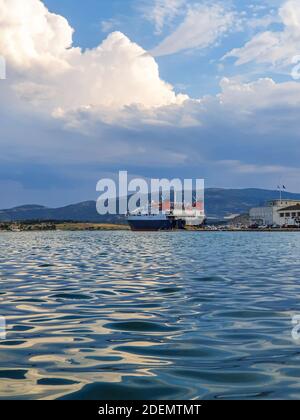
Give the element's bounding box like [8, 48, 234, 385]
[0, 0, 300, 208]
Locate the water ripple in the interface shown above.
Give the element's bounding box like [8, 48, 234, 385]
[0, 231, 300, 399]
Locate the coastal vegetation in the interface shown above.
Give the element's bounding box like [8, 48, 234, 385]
[0, 222, 129, 232]
[56, 223, 129, 231]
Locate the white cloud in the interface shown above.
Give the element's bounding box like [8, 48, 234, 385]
[1, 0, 300, 133]
[150, 3, 236, 57]
[218, 160, 298, 175]
[145, 0, 185, 34]
[247, 10, 279, 30]
[100, 18, 120, 33]
[0, 0, 73, 72]
[219, 76, 300, 111]
[0, 0, 188, 117]
[1, 0, 300, 198]
[225, 0, 300, 69]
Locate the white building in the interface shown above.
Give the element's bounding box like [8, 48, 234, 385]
[250, 200, 300, 227]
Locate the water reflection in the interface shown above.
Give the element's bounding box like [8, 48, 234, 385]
[0, 231, 300, 399]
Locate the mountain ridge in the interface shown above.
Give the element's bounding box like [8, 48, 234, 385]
[1, 188, 299, 222]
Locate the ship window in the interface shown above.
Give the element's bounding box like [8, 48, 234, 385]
[292, 213, 296, 217]
[280, 213, 284, 217]
[285, 213, 290, 217]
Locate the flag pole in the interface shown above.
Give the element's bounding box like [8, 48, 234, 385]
[278, 184, 282, 203]
[279, 178, 283, 204]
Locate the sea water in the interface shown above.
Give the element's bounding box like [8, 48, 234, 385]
[0, 231, 300, 400]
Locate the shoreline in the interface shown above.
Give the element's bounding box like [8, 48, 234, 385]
[0, 222, 130, 232]
[1, 222, 300, 232]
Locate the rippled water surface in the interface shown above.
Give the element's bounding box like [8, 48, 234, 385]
[1, 231, 300, 400]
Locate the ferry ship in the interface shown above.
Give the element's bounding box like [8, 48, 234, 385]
[127, 202, 205, 231]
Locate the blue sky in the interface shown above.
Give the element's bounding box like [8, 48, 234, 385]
[43, 0, 284, 96]
[0, 0, 300, 207]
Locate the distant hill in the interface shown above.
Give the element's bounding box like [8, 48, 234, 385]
[205, 188, 300, 219]
[0, 201, 123, 223]
[0, 188, 299, 222]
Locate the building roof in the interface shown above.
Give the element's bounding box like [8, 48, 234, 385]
[278, 204, 300, 212]
[269, 200, 300, 204]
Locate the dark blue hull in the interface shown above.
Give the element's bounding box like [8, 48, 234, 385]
[128, 219, 174, 231]
[127, 217, 186, 231]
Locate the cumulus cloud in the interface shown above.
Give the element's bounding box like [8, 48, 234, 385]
[0, 0, 188, 118]
[1, 0, 299, 136]
[0, 0, 73, 71]
[224, 0, 300, 68]
[1, 0, 300, 204]
[219, 77, 300, 110]
[150, 3, 236, 57]
[215, 77, 300, 139]
[47, 31, 187, 112]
